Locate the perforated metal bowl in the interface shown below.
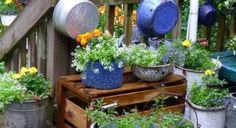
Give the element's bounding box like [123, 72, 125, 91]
[53, 0, 99, 39]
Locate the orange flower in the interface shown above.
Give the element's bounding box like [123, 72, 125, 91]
[80, 38, 88, 46]
[98, 6, 106, 14]
[93, 29, 102, 37]
[132, 10, 137, 24]
[115, 7, 122, 17]
[118, 15, 124, 25]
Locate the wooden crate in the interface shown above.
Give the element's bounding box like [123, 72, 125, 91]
[57, 72, 187, 128]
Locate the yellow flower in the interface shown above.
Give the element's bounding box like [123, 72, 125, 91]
[182, 40, 192, 47]
[5, 0, 12, 4]
[80, 38, 88, 46]
[98, 6, 106, 14]
[12, 74, 21, 79]
[20, 67, 28, 75]
[29, 67, 38, 74]
[204, 69, 215, 75]
[92, 29, 102, 37]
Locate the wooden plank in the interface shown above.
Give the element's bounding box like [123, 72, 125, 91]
[0, 0, 56, 59]
[216, 12, 226, 51]
[205, 27, 211, 49]
[18, 40, 27, 69]
[234, 15, 236, 35]
[106, 5, 115, 35]
[100, 84, 186, 107]
[37, 23, 47, 75]
[57, 82, 66, 128]
[84, 74, 184, 97]
[172, 0, 183, 40]
[124, 4, 133, 45]
[65, 99, 88, 128]
[10, 49, 19, 71]
[28, 30, 37, 67]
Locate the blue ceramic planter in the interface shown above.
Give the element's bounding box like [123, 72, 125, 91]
[82, 61, 124, 90]
[198, 0, 217, 26]
[137, 0, 179, 37]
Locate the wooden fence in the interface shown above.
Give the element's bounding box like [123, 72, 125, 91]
[0, 0, 235, 94]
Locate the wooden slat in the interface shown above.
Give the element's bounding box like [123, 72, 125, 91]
[172, 0, 183, 40]
[0, 0, 56, 59]
[205, 27, 211, 48]
[65, 99, 88, 128]
[124, 4, 133, 45]
[234, 15, 236, 35]
[84, 74, 184, 97]
[106, 5, 115, 35]
[28, 30, 37, 67]
[216, 12, 226, 51]
[37, 23, 47, 75]
[100, 84, 186, 107]
[10, 49, 19, 71]
[18, 40, 27, 69]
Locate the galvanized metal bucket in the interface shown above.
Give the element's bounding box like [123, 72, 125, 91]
[4, 98, 49, 128]
[225, 93, 236, 128]
[53, 0, 99, 39]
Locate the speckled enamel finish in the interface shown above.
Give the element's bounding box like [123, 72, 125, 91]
[82, 61, 124, 90]
[131, 64, 173, 82]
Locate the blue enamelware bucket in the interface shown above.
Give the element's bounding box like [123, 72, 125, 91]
[82, 61, 124, 90]
[198, 0, 217, 26]
[137, 0, 179, 37]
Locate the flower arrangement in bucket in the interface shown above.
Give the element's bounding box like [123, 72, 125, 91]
[188, 70, 228, 128]
[173, 39, 221, 86]
[72, 29, 127, 89]
[125, 43, 173, 82]
[0, 0, 19, 26]
[87, 99, 194, 128]
[0, 67, 51, 128]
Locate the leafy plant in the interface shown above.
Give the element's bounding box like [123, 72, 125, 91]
[0, 0, 18, 14]
[173, 40, 216, 71]
[125, 44, 171, 67]
[0, 67, 51, 112]
[225, 35, 236, 55]
[201, 70, 227, 87]
[72, 32, 127, 72]
[0, 62, 4, 74]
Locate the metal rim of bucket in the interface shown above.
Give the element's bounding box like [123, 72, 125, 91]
[188, 100, 226, 112]
[174, 58, 222, 73]
[132, 63, 172, 69]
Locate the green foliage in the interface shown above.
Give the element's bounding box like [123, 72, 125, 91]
[0, 0, 17, 14]
[0, 62, 4, 74]
[225, 35, 236, 55]
[190, 84, 228, 107]
[173, 40, 216, 71]
[72, 34, 127, 71]
[202, 74, 227, 87]
[18, 73, 51, 98]
[125, 44, 170, 67]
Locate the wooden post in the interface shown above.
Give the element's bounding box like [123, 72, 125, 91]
[37, 23, 47, 75]
[19, 39, 27, 70]
[124, 4, 133, 45]
[106, 5, 115, 35]
[234, 15, 236, 35]
[10, 49, 20, 72]
[216, 13, 226, 51]
[28, 30, 37, 67]
[205, 27, 212, 49]
[172, 0, 183, 40]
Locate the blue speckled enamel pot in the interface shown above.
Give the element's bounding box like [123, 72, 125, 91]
[198, 0, 217, 26]
[137, 0, 179, 37]
[82, 61, 124, 90]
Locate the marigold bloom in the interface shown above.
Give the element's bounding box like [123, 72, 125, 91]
[182, 40, 192, 47]
[204, 69, 215, 75]
[80, 38, 88, 46]
[93, 29, 102, 37]
[20, 67, 28, 75]
[29, 67, 38, 74]
[98, 6, 106, 14]
[118, 16, 124, 25]
[115, 7, 122, 17]
[5, 0, 12, 4]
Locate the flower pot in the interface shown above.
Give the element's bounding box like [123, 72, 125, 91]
[82, 61, 124, 89]
[4, 98, 49, 128]
[131, 64, 173, 82]
[1, 15, 17, 26]
[225, 93, 236, 128]
[189, 101, 226, 128]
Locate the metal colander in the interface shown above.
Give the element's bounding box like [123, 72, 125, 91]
[53, 0, 99, 39]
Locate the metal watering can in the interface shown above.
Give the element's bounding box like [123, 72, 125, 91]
[53, 0, 99, 39]
[198, 0, 218, 26]
[137, 0, 179, 37]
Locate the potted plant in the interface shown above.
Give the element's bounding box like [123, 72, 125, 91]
[225, 35, 236, 55]
[173, 39, 221, 90]
[72, 29, 127, 89]
[125, 43, 173, 82]
[188, 70, 228, 128]
[0, 67, 51, 128]
[0, 0, 18, 26]
[87, 100, 194, 128]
